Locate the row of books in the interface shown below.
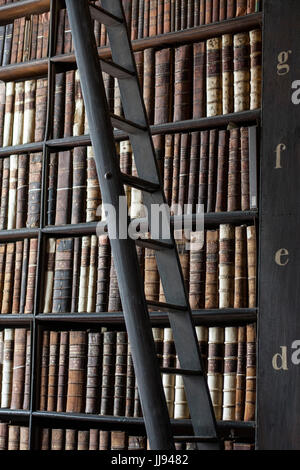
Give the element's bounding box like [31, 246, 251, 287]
[0, 423, 29, 451]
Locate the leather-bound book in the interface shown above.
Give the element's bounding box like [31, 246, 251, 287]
[174, 0, 180, 30]
[205, 230, 219, 309]
[163, 134, 173, 205]
[171, 133, 180, 214]
[137, 0, 144, 38]
[227, 0, 236, 18]
[10, 18, 20, 65]
[8, 425, 20, 451]
[215, 130, 229, 212]
[0, 24, 6, 65]
[2, 22, 13, 66]
[100, 24, 107, 47]
[134, 379, 142, 417]
[195, 325, 209, 371]
[162, 328, 176, 417]
[157, 0, 164, 34]
[222, 34, 234, 115]
[199, 0, 205, 24]
[16, 154, 28, 229]
[22, 330, 31, 410]
[30, 15, 39, 60]
[131, 0, 139, 40]
[47, 331, 60, 412]
[187, 0, 194, 27]
[128, 436, 147, 450]
[70, 237, 80, 313]
[249, 29, 262, 110]
[0, 83, 6, 146]
[66, 331, 87, 413]
[47, 153, 57, 226]
[233, 442, 255, 450]
[212, 0, 220, 22]
[135, 50, 144, 90]
[10, 328, 26, 410]
[0, 244, 5, 309]
[247, 225, 256, 308]
[233, 32, 250, 112]
[19, 239, 29, 314]
[143, 0, 150, 37]
[71, 147, 87, 224]
[154, 48, 173, 124]
[164, 0, 171, 32]
[39, 330, 49, 410]
[244, 323, 256, 421]
[65, 429, 77, 451]
[114, 79, 122, 117]
[123, 0, 132, 36]
[99, 430, 110, 450]
[12, 80, 24, 144]
[23, 80, 36, 144]
[87, 235, 98, 313]
[100, 331, 116, 416]
[40, 428, 50, 450]
[205, 0, 213, 23]
[189, 231, 206, 309]
[178, 133, 190, 210]
[1, 329, 14, 408]
[7, 154, 18, 230]
[240, 127, 250, 210]
[236, 0, 247, 15]
[1, 243, 15, 314]
[149, 0, 157, 36]
[187, 132, 200, 212]
[108, 257, 122, 312]
[193, 42, 206, 118]
[63, 13, 72, 54]
[36, 14, 44, 60]
[234, 225, 248, 308]
[19, 427, 29, 451]
[113, 331, 128, 416]
[56, 331, 69, 413]
[247, 0, 255, 13]
[0, 423, 8, 450]
[173, 45, 192, 122]
[56, 8, 65, 55]
[52, 238, 74, 313]
[227, 128, 241, 211]
[198, 130, 209, 212]
[55, 151, 72, 225]
[27, 152, 42, 228]
[53, 73, 65, 139]
[77, 431, 89, 451]
[125, 344, 135, 417]
[153, 134, 164, 179]
[64, 70, 75, 137]
[111, 431, 128, 451]
[193, 0, 200, 26]
[3, 82, 15, 147]
[85, 331, 102, 414]
[42, 12, 50, 57]
[219, 224, 235, 308]
[77, 236, 90, 313]
[144, 248, 160, 304]
[207, 37, 222, 116]
[143, 48, 155, 124]
[73, 71, 85, 137]
[11, 240, 23, 313]
[219, 0, 227, 20]
[207, 327, 224, 420]
[43, 238, 56, 314]
[222, 326, 238, 420]
[174, 358, 189, 419]
[86, 147, 101, 223]
[96, 235, 111, 313]
[51, 429, 64, 451]
[207, 129, 218, 213]
[235, 325, 246, 420]
[24, 238, 38, 314]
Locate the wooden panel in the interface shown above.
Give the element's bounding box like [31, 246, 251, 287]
[258, 0, 300, 450]
[0, 0, 50, 26]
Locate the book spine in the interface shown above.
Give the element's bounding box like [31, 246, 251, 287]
[163, 134, 173, 206]
[99, 430, 110, 450]
[0, 423, 8, 450]
[8, 425, 20, 451]
[100, 331, 116, 416]
[19, 238, 29, 314]
[73, 70, 85, 137]
[195, 325, 209, 371]
[22, 330, 31, 410]
[0, 25, 5, 65]
[187, 131, 200, 212]
[215, 130, 229, 212]
[27, 152, 42, 228]
[86, 147, 101, 223]
[0, 83, 6, 147]
[23, 80, 36, 144]
[113, 331, 128, 416]
[131, 0, 139, 40]
[7, 154, 18, 230]
[244, 323, 256, 421]
[3, 82, 15, 147]
[189, 231, 206, 309]
[65, 429, 76, 450]
[35, 78, 48, 142]
[78, 236, 90, 313]
[235, 325, 246, 420]
[234, 225, 248, 308]
[138, 0, 144, 38]
[63, 13, 72, 54]
[11, 240, 23, 313]
[43, 238, 56, 314]
[96, 235, 111, 313]
[87, 235, 98, 313]
[247, 0, 255, 13]
[193, 42, 206, 118]
[236, 0, 247, 16]
[55, 9, 65, 55]
[149, 0, 157, 36]
[52, 238, 74, 313]
[1, 243, 15, 314]
[247, 225, 256, 308]
[178, 132, 190, 210]
[171, 133, 180, 214]
[70, 237, 81, 313]
[40, 428, 50, 450]
[108, 257, 122, 312]
[162, 328, 176, 417]
[143, 0, 150, 39]
[207, 327, 224, 420]
[157, 0, 164, 34]
[240, 127, 250, 210]
[111, 431, 127, 451]
[249, 29, 262, 110]
[0, 245, 5, 309]
[36, 14, 43, 60]
[205, 230, 219, 308]
[227, 128, 241, 211]
[213, 0, 220, 22]
[144, 248, 160, 303]
[234, 32, 250, 112]
[173, 44, 192, 122]
[125, 344, 134, 417]
[207, 37, 222, 116]
[198, 130, 209, 211]
[55, 151, 72, 225]
[85, 332, 102, 414]
[64, 70, 75, 137]
[53, 73, 65, 139]
[227, 0, 236, 18]
[207, 129, 218, 213]
[222, 34, 234, 114]
[219, 0, 227, 20]
[16, 154, 28, 229]
[174, 358, 189, 419]
[77, 431, 89, 451]
[10, 328, 26, 410]
[30, 15, 39, 60]
[10, 18, 20, 64]
[2, 23, 13, 66]
[51, 429, 64, 450]
[66, 331, 87, 413]
[164, 0, 171, 32]
[47, 153, 57, 226]
[1, 329, 14, 408]
[222, 326, 238, 420]
[24, 238, 38, 314]
[154, 48, 173, 124]
[47, 331, 60, 412]
[56, 331, 69, 413]
[219, 224, 235, 308]
[71, 147, 87, 224]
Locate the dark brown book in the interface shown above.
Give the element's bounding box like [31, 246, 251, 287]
[35, 78, 48, 142]
[47, 153, 58, 226]
[164, 0, 171, 32]
[235, 325, 246, 420]
[138, 0, 144, 38]
[65, 429, 76, 451]
[96, 235, 111, 313]
[30, 15, 39, 60]
[55, 151, 72, 225]
[22, 330, 31, 410]
[173, 44, 192, 121]
[157, 0, 164, 34]
[236, 0, 247, 15]
[27, 152, 42, 228]
[154, 48, 173, 124]
[227, 128, 241, 211]
[144, 248, 160, 303]
[174, 0, 180, 30]
[36, 14, 43, 60]
[149, 0, 157, 36]
[53, 73, 66, 139]
[247, 0, 256, 13]
[219, 224, 235, 309]
[63, 12, 72, 54]
[56, 331, 69, 413]
[0, 423, 8, 451]
[189, 231, 206, 309]
[131, 0, 139, 40]
[10, 18, 20, 64]
[71, 147, 87, 224]
[227, 0, 236, 18]
[207, 129, 218, 213]
[111, 431, 128, 451]
[0, 25, 6, 65]
[42, 12, 50, 57]
[108, 257, 122, 312]
[171, 133, 181, 214]
[249, 29, 262, 110]
[52, 238, 74, 313]
[113, 331, 128, 416]
[66, 331, 87, 413]
[56, 8, 65, 55]
[206, 0, 213, 23]
[193, 42, 206, 118]
[39, 330, 50, 411]
[1, 243, 15, 314]
[0, 158, 9, 229]
[215, 130, 229, 212]
[178, 132, 190, 210]
[19, 238, 29, 314]
[212, 0, 220, 22]
[85, 331, 102, 414]
[99, 430, 110, 450]
[219, 0, 227, 20]
[70, 237, 81, 313]
[153, 134, 164, 179]
[11, 240, 23, 313]
[2, 23, 13, 66]
[16, 154, 28, 229]
[163, 134, 173, 206]
[40, 428, 50, 450]
[64, 70, 75, 137]
[233, 442, 255, 450]
[143, 48, 155, 124]
[187, 0, 194, 27]
[247, 225, 256, 308]
[47, 331, 60, 412]
[205, 230, 219, 308]
[100, 331, 116, 416]
[244, 323, 256, 421]
[0, 244, 5, 309]
[180, 0, 188, 29]
[143, 0, 150, 37]
[125, 344, 135, 417]
[24, 238, 38, 314]
[10, 328, 27, 410]
[199, 0, 205, 24]
[51, 429, 64, 451]
[234, 225, 248, 308]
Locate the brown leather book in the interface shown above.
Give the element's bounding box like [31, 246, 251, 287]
[244, 323, 256, 421]
[42, 12, 50, 57]
[39, 330, 50, 411]
[51, 429, 64, 451]
[64, 70, 75, 137]
[52, 238, 74, 313]
[30, 15, 39, 60]
[178, 133, 190, 210]
[7, 154, 18, 231]
[240, 127, 250, 210]
[189, 231, 206, 309]
[47, 154, 57, 226]
[65, 429, 76, 451]
[23, 80, 36, 144]
[149, 0, 157, 36]
[36, 14, 43, 60]
[193, 42, 206, 118]
[70, 237, 81, 313]
[207, 37, 222, 116]
[215, 130, 229, 212]
[96, 235, 111, 313]
[1, 329, 14, 408]
[10, 328, 26, 410]
[222, 34, 234, 115]
[16, 154, 28, 229]
[86, 147, 101, 223]
[247, 0, 256, 13]
[222, 326, 238, 420]
[131, 0, 139, 40]
[1, 243, 15, 314]
[138, 0, 144, 38]
[108, 257, 122, 312]
[247, 225, 256, 308]
[171, 133, 180, 214]
[207, 129, 218, 213]
[162, 328, 176, 417]
[16, 17, 25, 63]
[24, 238, 38, 314]
[197, 130, 209, 212]
[100, 331, 116, 416]
[234, 225, 248, 308]
[154, 48, 173, 124]
[85, 331, 102, 414]
[227, 0, 236, 18]
[142, 0, 150, 37]
[111, 431, 128, 451]
[174, 0, 180, 30]
[40, 428, 50, 450]
[19, 238, 29, 314]
[144, 248, 160, 304]
[193, 0, 199, 26]
[125, 344, 135, 417]
[0, 423, 8, 450]
[77, 430, 89, 451]
[11, 240, 23, 313]
[173, 45, 192, 122]
[219, 0, 227, 20]
[66, 331, 87, 413]
[100, 23, 107, 47]
[27, 152, 42, 228]
[234, 32, 250, 112]
[71, 147, 87, 224]
[235, 325, 246, 420]
[99, 430, 110, 450]
[227, 127, 241, 211]
[199, 0, 205, 24]
[219, 224, 235, 308]
[0, 158, 10, 230]
[47, 331, 60, 412]
[163, 0, 171, 32]
[53, 73, 65, 139]
[143, 48, 155, 124]
[0, 244, 5, 309]
[187, 132, 200, 212]
[55, 151, 72, 225]
[128, 435, 147, 450]
[249, 29, 262, 110]
[207, 327, 224, 420]
[236, 0, 247, 15]
[3, 82, 15, 147]
[212, 0, 220, 22]
[10, 18, 20, 64]
[56, 8, 65, 55]
[113, 331, 128, 416]
[22, 330, 31, 410]
[56, 331, 69, 413]
[0, 84, 5, 147]
[205, 230, 219, 309]
[163, 134, 173, 205]
[63, 12, 72, 54]
[8, 425, 20, 450]
[19, 426, 30, 451]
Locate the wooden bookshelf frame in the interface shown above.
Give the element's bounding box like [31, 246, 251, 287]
[0, 0, 262, 450]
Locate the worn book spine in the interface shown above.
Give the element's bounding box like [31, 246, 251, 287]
[47, 331, 60, 412]
[96, 235, 111, 313]
[207, 327, 224, 420]
[23, 80, 36, 144]
[52, 238, 74, 313]
[236, 0, 247, 15]
[207, 37, 222, 117]
[247, 225, 256, 308]
[162, 328, 176, 417]
[193, 42, 206, 118]
[0, 244, 5, 309]
[16, 154, 28, 229]
[163, 0, 171, 32]
[131, 0, 139, 40]
[36, 14, 43, 59]
[111, 431, 127, 451]
[187, 132, 200, 212]
[173, 44, 192, 122]
[56, 9, 65, 55]
[24, 238, 38, 314]
[10, 328, 26, 410]
[47, 153, 57, 226]
[235, 325, 246, 420]
[1, 243, 15, 314]
[219, 224, 235, 308]
[19, 239, 29, 314]
[189, 231, 206, 309]
[234, 225, 248, 308]
[222, 34, 234, 114]
[227, 128, 241, 211]
[149, 0, 157, 36]
[198, 130, 209, 211]
[171, 133, 180, 214]
[63, 12, 72, 54]
[1, 329, 14, 408]
[108, 257, 122, 312]
[0, 83, 6, 146]
[86, 147, 101, 223]
[11, 240, 23, 313]
[63, 71, 75, 137]
[27, 152, 42, 228]
[244, 323, 256, 421]
[219, 0, 227, 20]
[113, 331, 128, 416]
[101, 331, 116, 416]
[78, 236, 90, 313]
[3, 82, 15, 147]
[247, 0, 256, 13]
[8, 425, 20, 451]
[65, 429, 76, 450]
[40, 428, 50, 450]
[227, 0, 236, 18]
[234, 32, 250, 112]
[125, 344, 135, 417]
[53, 73, 65, 139]
[207, 129, 218, 212]
[137, 0, 145, 38]
[240, 127, 250, 210]
[99, 430, 110, 450]
[71, 147, 87, 224]
[10, 18, 20, 64]
[7, 154, 18, 230]
[35, 78, 47, 141]
[178, 133, 190, 210]
[205, 230, 219, 308]
[222, 326, 238, 420]
[143, 48, 155, 124]
[73, 70, 85, 136]
[144, 248, 160, 304]
[87, 235, 97, 313]
[2, 23, 13, 66]
[42, 12, 49, 57]
[163, 134, 173, 206]
[51, 429, 64, 451]
[215, 130, 229, 212]
[212, 0, 220, 22]
[22, 330, 31, 410]
[85, 331, 102, 414]
[154, 48, 173, 124]
[128, 435, 147, 450]
[66, 331, 87, 413]
[77, 430, 89, 451]
[0, 423, 8, 450]
[56, 331, 69, 413]
[174, 358, 189, 419]
[43, 238, 56, 314]
[249, 29, 262, 110]
[55, 151, 72, 225]
[30, 15, 39, 60]
[205, 0, 213, 23]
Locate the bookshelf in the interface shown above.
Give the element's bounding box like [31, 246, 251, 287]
[0, 0, 265, 450]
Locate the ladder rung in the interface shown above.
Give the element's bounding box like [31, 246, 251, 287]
[173, 436, 219, 443]
[147, 300, 187, 312]
[121, 173, 160, 193]
[100, 58, 135, 79]
[135, 238, 174, 251]
[160, 368, 203, 377]
[89, 4, 123, 27]
[111, 114, 147, 134]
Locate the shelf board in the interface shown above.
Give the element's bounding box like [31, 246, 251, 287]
[0, 314, 34, 325]
[0, 227, 40, 241]
[0, 409, 30, 422]
[0, 141, 44, 158]
[0, 0, 50, 26]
